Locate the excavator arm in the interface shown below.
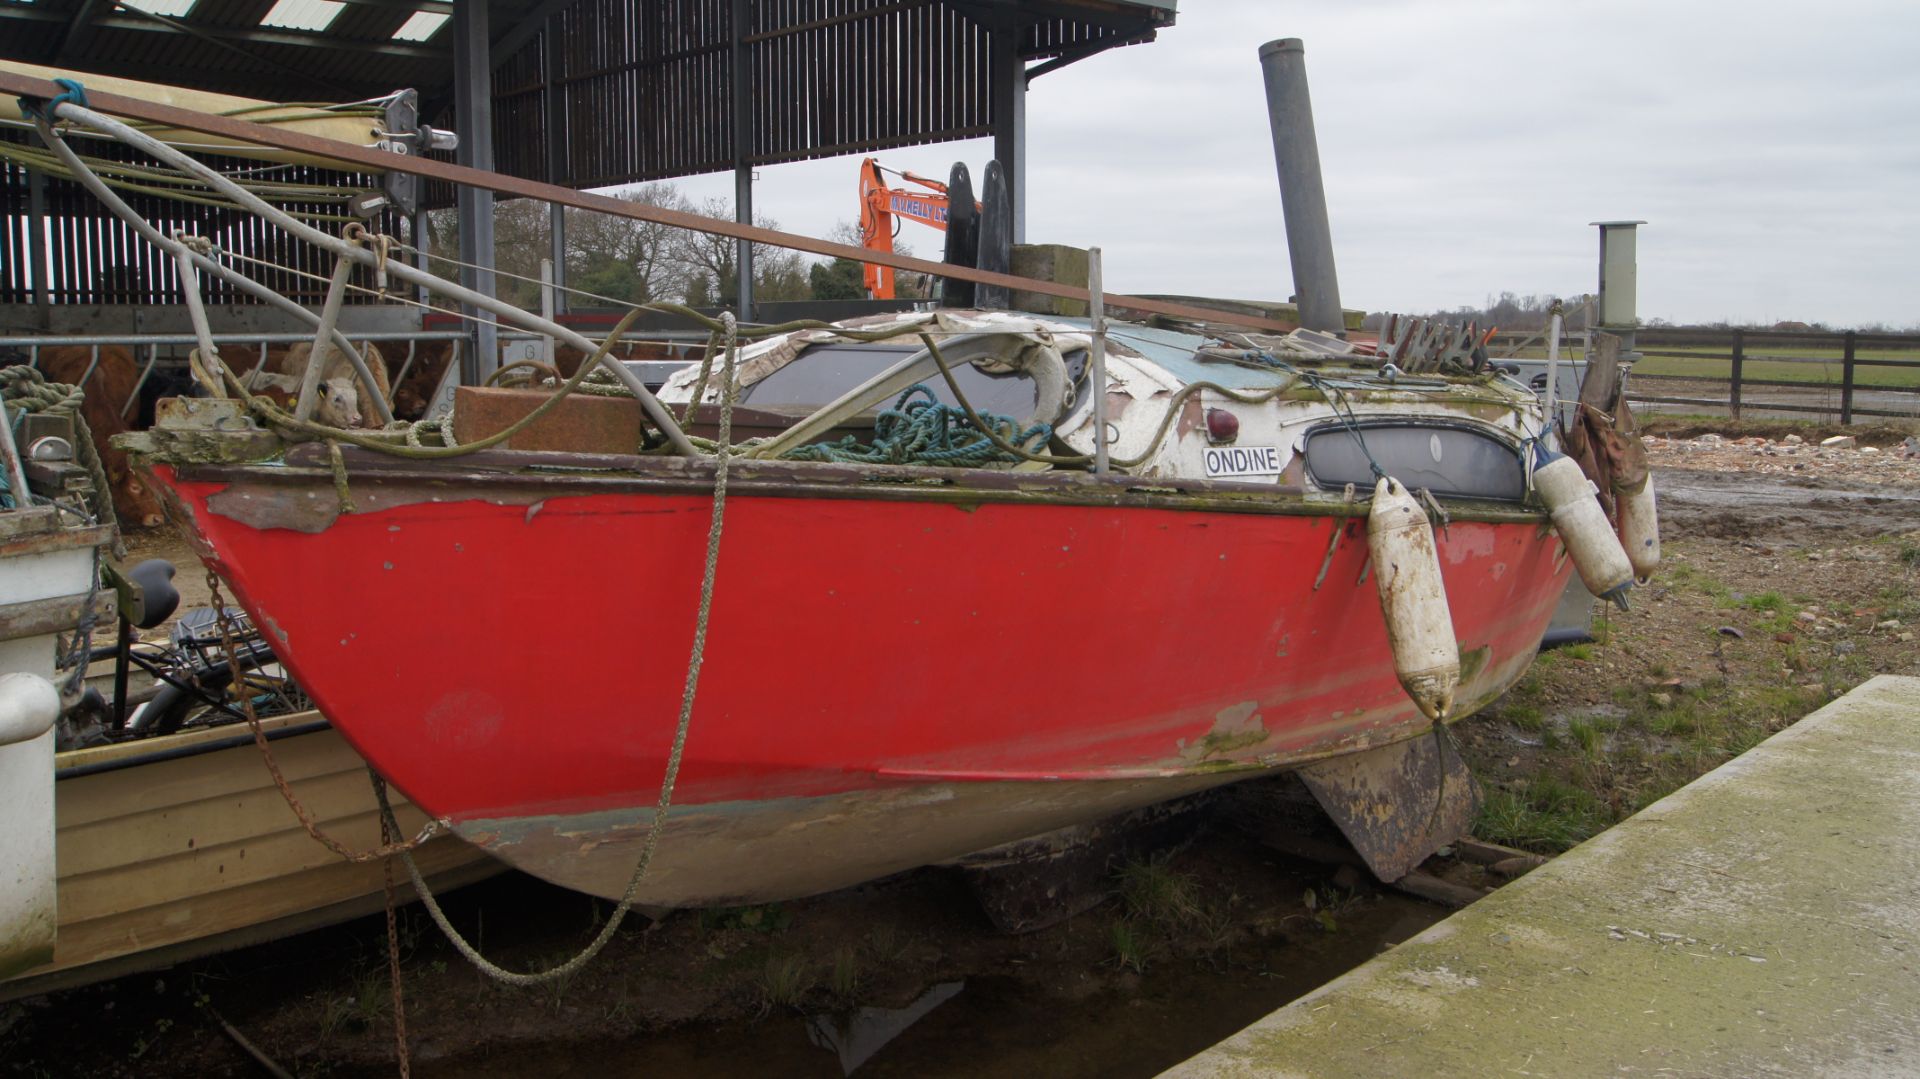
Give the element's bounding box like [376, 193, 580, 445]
[858, 157, 969, 300]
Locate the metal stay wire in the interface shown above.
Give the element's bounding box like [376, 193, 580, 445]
[37, 100, 698, 457]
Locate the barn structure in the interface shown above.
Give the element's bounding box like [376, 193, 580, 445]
[1, 0, 1177, 385]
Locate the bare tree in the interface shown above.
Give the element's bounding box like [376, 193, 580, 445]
[421, 198, 551, 311]
[673, 197, 813, 308]
[810, 221, 927, 301]
[564, 183, 692, 305]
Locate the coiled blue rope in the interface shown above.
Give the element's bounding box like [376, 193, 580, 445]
[781, 384, 1052, 467]
[17, 77, 90, 122]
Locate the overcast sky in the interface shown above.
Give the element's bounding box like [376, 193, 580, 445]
[671, 0, 1918, 328]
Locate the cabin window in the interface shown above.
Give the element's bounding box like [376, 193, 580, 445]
[1303, 422, 1526, 501]
[741, 342, 1085, 420]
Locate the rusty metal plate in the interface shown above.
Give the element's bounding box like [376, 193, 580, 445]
[1296, 730, 1478, 883]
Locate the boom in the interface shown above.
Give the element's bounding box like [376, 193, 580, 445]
[857, 157, 978, 300]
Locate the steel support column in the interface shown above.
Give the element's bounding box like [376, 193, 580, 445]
[412, 205, 431, 307]
[731, 0, 753, 316]
[544, 15, 567, 315]
[26, 168, 49, 326]
[453, 0, 498, 382]
[990, 22, 1027, 244]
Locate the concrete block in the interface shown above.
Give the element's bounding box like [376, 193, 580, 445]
[1010, 244, 1090, 317]
[450, 385, 642, 454]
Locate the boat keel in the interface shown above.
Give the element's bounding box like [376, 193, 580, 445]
[1296, 727, 1477, 883]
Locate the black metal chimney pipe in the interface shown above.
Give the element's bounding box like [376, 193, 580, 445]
[1258, 38, 1344, 335]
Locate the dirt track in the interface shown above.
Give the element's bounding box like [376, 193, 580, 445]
[1656, 466, 1920, 541]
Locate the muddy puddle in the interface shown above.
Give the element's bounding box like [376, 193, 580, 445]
[373, 887, 1441, 1078]
[0, 826, 1450, 1076]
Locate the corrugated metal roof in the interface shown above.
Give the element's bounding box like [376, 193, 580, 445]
[2, 0, 1174, 188]
[258, 0, 347, 33]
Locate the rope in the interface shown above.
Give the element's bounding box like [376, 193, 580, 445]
[483, 359, 564, 389]
[326, 439, 355, 513]
[382, 311, 744, 987]
[886, 331, 1299, 471]
[0, 366, 119, 536]
[781, 384, 1051, 466]
[207, 571, 442, 864]
[202, 306, 648, 458]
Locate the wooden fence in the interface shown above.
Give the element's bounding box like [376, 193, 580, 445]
[1493, 327, 1920, 424]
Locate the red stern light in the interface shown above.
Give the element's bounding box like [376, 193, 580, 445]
[1205, 408, 1239, 444]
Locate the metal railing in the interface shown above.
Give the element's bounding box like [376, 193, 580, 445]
[0, 331, 468, 420]
[0, 327, 716, 421]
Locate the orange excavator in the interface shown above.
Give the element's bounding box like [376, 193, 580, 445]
[857, 157, 982, 300]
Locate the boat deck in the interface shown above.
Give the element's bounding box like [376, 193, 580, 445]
[1165, 674, 1920, 1078]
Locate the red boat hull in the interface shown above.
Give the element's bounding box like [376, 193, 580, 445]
[151, 456, 1569, 904]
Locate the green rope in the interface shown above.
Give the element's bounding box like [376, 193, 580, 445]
[781, 384, 1052, 467]
[380, 313, 745, 987]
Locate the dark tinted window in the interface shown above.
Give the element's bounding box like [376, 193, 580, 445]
[1304, 423, 1525, 501]
[741, 343, 1040, 417]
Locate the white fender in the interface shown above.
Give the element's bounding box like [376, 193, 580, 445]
[1533, 451, 1634, 608]
[1368, 477, 1459, 722]
[0, 672, 59, 980]
[1615, 472, 1660, 581]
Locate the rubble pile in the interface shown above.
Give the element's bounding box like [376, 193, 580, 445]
[1644, 431, 1920, 486]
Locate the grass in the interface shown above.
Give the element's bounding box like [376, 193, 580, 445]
[1504, 703, 1546, 732]
[755, 953, 815, 1014]
[1568, 716, 1605, 758]
[320, 967, 391, 1039]
[1633, 352, 1920, 390]
[1480, 669, 1834, 855]
[1474, 778, 1612, 852]
[1505, 341, 1920, 388]
[1898, 542, 1920, 570]
[1108, 921, 1150, 974]
[826, 945, 861, 1003]
[1116, 855, 1206, 931]
[864, 924, 913, 965]
[1105, 855, 1244, 971]
[699, 904, 790, 935]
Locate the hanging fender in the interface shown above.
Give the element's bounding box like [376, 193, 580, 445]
[1614, 471, 1660, 582]
[1532, 448, 1634, 609]
[1367, 477, 1459, 723]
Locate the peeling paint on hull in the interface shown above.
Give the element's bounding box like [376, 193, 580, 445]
[147, 454, 1568, 905]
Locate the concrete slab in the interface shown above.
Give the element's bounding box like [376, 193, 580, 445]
[1166, 675, 1920, 1078]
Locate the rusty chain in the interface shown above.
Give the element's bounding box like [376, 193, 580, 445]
[379, 773, 411, 1079]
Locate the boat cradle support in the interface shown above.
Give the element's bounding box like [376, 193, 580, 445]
[1295, 727, 1478, 884]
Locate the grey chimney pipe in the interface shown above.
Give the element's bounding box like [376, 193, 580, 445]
[1258, 38, 1344, 335]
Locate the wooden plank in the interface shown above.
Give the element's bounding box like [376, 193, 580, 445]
[2, 722, 495, 992]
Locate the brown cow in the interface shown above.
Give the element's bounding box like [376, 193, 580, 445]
[389, 340, 456, 421]
[31, 347, 166, 530]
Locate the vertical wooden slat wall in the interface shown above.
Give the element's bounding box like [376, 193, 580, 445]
[481, 0, 1140, 194]
[0, 131, 401, 306]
